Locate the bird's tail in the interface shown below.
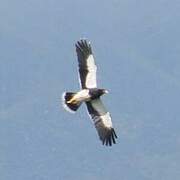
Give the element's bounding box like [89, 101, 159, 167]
[62, 92, 82, 113]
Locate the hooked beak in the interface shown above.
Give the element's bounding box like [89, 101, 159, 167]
[104, 90, 109, 94]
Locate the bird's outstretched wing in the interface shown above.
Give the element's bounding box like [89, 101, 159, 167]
[75, 39, 97, 89]
[86, 99, 117, 146]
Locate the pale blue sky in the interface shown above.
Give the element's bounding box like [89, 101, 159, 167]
[0, 0, 180, 179]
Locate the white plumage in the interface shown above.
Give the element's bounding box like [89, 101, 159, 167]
[85, 54, 97, 88]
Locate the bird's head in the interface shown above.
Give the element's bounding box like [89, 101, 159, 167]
[103, 89, 109, 94]
[100, 89, 109, 95]
[89, 88, 109, 99]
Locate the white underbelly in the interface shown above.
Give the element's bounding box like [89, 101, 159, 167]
[74, 89, 90, 102]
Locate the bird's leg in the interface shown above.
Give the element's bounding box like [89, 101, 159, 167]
[67, 97, 78, 104]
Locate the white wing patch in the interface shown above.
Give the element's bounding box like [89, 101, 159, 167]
[94, 112, 113, 128]
[93, 112, 117, 146]
[86, 54, 97, 88]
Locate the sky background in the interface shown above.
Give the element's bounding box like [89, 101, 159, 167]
[1, 0, 180, 179]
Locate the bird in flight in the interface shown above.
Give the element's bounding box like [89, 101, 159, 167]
[62, 39, 117, 146]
